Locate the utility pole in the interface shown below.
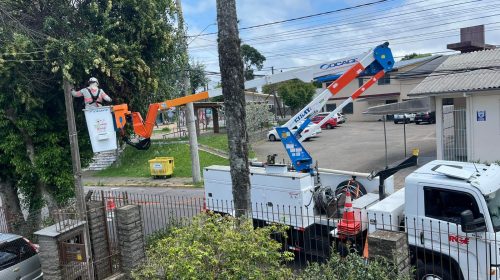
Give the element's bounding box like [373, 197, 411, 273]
[176, 0, 201, 183]
[62, 79, 94, 279]
[216, 0, 251, 218]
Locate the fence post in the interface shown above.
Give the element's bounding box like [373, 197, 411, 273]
[116, 204, 145, 278]
[86, 201, 112, 279]
[368, 229, 411, 275]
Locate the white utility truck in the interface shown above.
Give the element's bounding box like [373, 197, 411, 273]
[205, 155, 500, 280]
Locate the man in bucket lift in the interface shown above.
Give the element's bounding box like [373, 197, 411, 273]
[71, 77, 112, 108]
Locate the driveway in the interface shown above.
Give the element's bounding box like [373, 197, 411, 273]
[253, 121, 437, 188]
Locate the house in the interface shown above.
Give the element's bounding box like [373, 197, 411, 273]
[408, 48, 500, 163]
[316, 55, 445, 121]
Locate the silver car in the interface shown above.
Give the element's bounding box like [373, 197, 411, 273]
[0, 233, 42, 280]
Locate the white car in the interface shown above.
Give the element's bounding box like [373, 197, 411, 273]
[393, 113, 415, 124]
[267, 123, 321, 141]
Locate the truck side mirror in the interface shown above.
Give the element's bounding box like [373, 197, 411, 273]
[461, 210, 486, 232]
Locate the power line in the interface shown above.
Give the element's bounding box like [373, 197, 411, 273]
[188, 0, 392, 37]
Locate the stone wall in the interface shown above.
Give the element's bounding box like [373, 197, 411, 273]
[116, 205, 145, 278]
[87, 201, 112, 279]
[368, 230, 411, 275]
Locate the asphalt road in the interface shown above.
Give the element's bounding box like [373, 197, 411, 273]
[254, 121, 437, 187]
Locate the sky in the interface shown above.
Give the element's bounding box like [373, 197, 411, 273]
[182, 0, 500, 88]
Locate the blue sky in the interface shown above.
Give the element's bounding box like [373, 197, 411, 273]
[182, 0, 500, 87]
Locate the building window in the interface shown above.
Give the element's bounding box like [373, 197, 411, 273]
[343, 103, 353, 114]
[358, 78, 364, 87]
[326, 104, 336, 112]
[377, 74, 391, 85]
[424, 187, 481, 224]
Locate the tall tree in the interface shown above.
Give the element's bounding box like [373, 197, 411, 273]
[241, 44, 266, 81]
[189, 61, 209, 92]
[276, 80, 315, 114]
[0, 0, 181, 235]
[216, 0, 251, 218]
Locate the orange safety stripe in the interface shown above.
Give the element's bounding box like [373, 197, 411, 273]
[162, 91, 210, 108]
[327, 62, 365, 96]
[351, 70, 385, 100]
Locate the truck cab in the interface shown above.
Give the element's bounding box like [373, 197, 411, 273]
[405, 160, 500, 280]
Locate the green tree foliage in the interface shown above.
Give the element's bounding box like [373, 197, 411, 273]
[241, 44, 266, 81]
[300, 250, 411, 280]
[133, 213, 294, 280]
[401, 53, 431, 61]
[189, 61, 209, 92]
[275, 79, 315, 113]
[0, 0, 181, 234]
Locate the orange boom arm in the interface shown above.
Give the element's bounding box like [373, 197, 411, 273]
[112, 90, 211, 139]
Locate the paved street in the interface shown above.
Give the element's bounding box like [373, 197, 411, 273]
[254, 121, 437, 187]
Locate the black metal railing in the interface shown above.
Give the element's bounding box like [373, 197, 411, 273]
[89, 190, 500, 279]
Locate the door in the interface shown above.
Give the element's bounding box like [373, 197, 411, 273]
[417, 185, 489, 280]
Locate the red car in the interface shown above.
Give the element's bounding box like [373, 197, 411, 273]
[311, 113, 337, 129]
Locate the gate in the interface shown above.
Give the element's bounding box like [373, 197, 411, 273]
[442, 105, 467, 161]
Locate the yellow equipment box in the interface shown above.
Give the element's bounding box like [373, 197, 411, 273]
[148, 157, 174, 178]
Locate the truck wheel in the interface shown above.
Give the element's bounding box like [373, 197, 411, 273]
[269, 134, 276, 141]
[326, 124, 333, 129]
[416, 263, 453, 280]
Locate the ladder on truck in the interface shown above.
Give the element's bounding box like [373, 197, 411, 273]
[275, 42, 394, 173]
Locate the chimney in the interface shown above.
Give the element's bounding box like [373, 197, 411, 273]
[447, 25, 496, 53]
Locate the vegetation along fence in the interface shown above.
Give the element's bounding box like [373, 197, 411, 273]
[90, 190, 499, 279]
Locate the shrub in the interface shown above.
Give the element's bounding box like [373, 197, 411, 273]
[300, 250, 412, 280]
[133, 213, 294, 280]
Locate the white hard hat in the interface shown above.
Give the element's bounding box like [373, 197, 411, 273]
[88, 77, 99, 85]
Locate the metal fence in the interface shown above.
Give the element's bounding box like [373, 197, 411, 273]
[90, 191, 499, 279]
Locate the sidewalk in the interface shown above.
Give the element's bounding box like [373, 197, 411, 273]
[83, 172, 195, 188]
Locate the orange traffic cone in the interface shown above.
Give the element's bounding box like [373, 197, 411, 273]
[363, 239, 369, 259]
[337, 190, 361, 236]
[106, 195, 116, 211]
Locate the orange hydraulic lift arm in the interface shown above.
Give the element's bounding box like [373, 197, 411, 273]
[112, 90, 213, 139]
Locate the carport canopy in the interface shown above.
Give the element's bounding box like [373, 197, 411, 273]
[361, 97, 432, 165]
[362, 97, 431, 115]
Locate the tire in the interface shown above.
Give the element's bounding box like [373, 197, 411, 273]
[269, 134, 276, 141]
[416, 263, 453, 280]
[394, 120, 398, 124]
[326, 124, 333, 129]
[415, 121, 420, 125]
[333, 180, 367, 218]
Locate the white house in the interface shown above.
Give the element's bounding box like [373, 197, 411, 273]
[408, 48, 500, 163]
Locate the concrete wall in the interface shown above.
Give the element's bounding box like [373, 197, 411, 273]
[469, 92, 500, 162]
[435, 91, 500, 162]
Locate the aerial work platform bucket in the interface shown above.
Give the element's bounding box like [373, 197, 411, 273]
[84, 106, 117, 153]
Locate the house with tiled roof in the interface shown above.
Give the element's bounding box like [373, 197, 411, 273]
[408, 48, 500, 162]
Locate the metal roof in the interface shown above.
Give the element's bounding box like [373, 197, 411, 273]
[396, 55, 448, 78]
[409, 48, 500, 96]
[393, 55, 439, 70]
[363, 97, 431, 115]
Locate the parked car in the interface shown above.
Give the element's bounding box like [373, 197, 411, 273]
[393, 113, 415, 124]
[311, 114, 337, 129]
[0, 233, 42, 280]
[268, 123, 321, 141]
[337, 113, 346, 124]
[415, 111, 436, 124]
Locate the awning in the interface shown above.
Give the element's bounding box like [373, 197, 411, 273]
[362, 97, 433, 115]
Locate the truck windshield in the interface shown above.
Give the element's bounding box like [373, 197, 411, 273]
[485, 189, 500, 231]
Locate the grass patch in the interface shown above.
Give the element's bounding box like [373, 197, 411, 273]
[198, 133, 256, 158]
[198, 133, 229, 151]
[95, 143, 228, 178]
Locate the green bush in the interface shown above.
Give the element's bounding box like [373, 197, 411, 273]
[300, 249, 412, 280]
[133, 213, 294, 280]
